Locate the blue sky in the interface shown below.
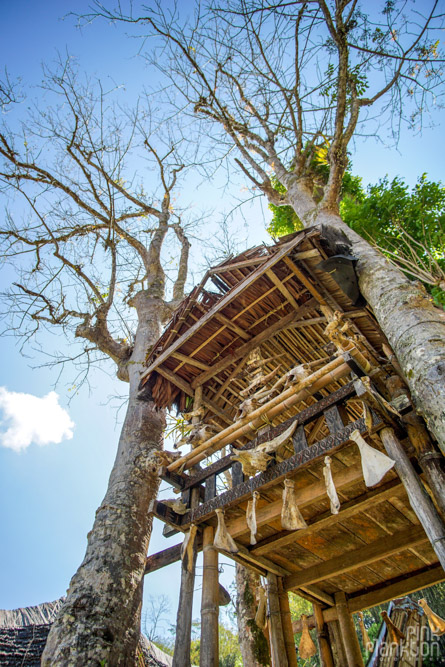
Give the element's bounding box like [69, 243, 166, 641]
[0, 0, 444, 639]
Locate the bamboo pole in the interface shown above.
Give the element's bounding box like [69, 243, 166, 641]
[278, 579, 298, 667]
[200, 525, 219, 667]
[334, 592, 364, 667]
[380, 427, 445, 569]
[267, 573, 289, 667]
[168, 357, 349, 472]
[314, 603, 334, 667]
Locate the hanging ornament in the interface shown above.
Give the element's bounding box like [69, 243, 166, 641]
[323, 456, 341, 514]
[350, 429, 395, 487]
[381, 610, 405, 645]
[213, 508, 239, 553]
[358, 611, 373, 652]
[246, 491, 260, 545]
[281, 479, 307, 531]
[299, 614, 317, 659]
[418, 599, 445, 636]
[254, 586, 268, 630]
[181, 524, 198, 573]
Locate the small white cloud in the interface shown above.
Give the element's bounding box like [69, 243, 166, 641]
[0, 387, 74, 452]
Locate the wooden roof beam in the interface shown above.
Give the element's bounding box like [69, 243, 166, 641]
[266, 268, 300, 310]
[251, 478, 403, 556]
[140, 232, 307, 384]
[284, 525, 428, 592]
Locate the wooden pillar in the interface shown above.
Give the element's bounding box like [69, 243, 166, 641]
[200, 525, 219, 667]
[380, 427, 445, 569]
[314, 603, 334, 667]
[278, 579, 297, 667]
[267, 573, 289, 667]
[334, 592, 364, 667]
[404, 413, 445, 517]
[327, 620, 347, 667]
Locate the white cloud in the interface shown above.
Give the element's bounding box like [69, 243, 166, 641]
[0, 387, 74, 452]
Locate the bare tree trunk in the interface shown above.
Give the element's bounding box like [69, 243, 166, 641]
[235, 563, 270, 666]
[287, 182, 445, 453]
[42, 295, 166, 666]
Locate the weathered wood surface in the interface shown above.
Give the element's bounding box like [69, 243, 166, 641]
[278, 580, 298, 667]
[335, 592, 364, 667]
[140, 232, 307, 384]
[380, 427, 445, 569]
[314, 603, 335, 667]
[267, 574, 289, 667]
[252, 477, 403, 556]
[348, 564, 445, 612]
[284, 525, 427, 591]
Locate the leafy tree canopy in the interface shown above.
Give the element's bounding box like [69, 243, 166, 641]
[267, 172, 445, 307]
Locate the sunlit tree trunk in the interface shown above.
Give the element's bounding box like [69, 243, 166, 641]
[235, 563, 270, 666]
[42, 297, 167, 665]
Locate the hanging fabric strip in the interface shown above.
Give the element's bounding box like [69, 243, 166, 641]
[418, 599, 445, 636]
[181, 524, 198, 573]
[323, 456, 341, 514]
[214, 508, 239, 553]
[281, 479, 307, 531]
[358, 611, 373, 652]
[299, 614, 317, 659]
[246, 490, 260, 545]
[255, 586, 267, 630]
[350, 429, 395, 487]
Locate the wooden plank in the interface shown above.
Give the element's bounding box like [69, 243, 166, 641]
[284, 525, 427, 591]
[181, 382, 356, 490]
[171, 352, 211, 371]
[251, 478, 403, 556]
[191, 310, 304, 389]
[348, 565, 445, 612]
[228, 464, 365, 538]
[266, 268, 299, 309]
[179, 416, 376, 528]
[140, 232, 306, 383]
[299, 585, 335, 607]
[205, 475, 217, 501]
[214, 312, 250, 340]
[145, 537, 204, 574]
[283, 255, 328, 305]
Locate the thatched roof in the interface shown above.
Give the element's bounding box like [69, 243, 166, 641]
[0, 600, 172, 667]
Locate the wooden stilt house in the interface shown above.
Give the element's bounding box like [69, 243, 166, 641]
[141, 229, 445, 666]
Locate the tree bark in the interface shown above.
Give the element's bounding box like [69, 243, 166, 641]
[235, 563, 270, 666]
[286, 181, 445, 454]
[42, 295, 166, 666]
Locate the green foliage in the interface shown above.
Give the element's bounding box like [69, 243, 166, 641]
[267, 172, 445, 307]
[246, 619, 270, 666]
[189, 622, 242, 667]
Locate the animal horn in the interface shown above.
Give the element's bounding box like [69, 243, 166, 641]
[213, 508, 239, 553]
[323, 456, 340, 514]
[418, 599, 445, 636]
[350, 429, 395, 487]
[281, 479, 307, 530]
[299, 614, 317, 659]
[381, 610, 405, 645]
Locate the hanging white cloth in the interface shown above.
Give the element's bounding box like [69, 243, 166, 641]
[350, 429, 395, 487]
[213, 508, 239, 553]
[246, 491, 260, 545]
[281, 479, 307, 530]
[323, 456, 341, 514]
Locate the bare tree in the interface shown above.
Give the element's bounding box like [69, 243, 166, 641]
[93, 0, 445, 454]
[0, 60, 193, 665]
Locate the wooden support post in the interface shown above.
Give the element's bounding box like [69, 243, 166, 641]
[380, 427, 445, 569]
[267, 573, 289, 667]
[278, 579, 297, 667]
[327, 620, 347, 667]
[334, 592, 364, 667]
[404, 413, 445, 517]
[314, 603, 334, 667]
[200, 525, 219, 667]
